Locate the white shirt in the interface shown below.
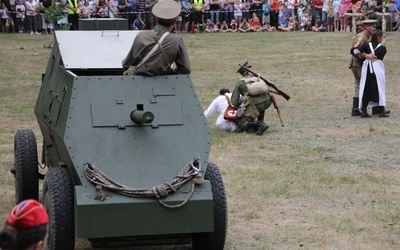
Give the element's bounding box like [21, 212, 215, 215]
[204, 93, 237, 132]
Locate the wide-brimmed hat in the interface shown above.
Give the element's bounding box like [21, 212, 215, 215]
[152, 0, 181, 20]
[236, 61, 252, 75]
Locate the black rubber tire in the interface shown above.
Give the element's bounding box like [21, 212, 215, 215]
[42, 167, 75, 250]
[192, 162, 228, 250]
[14, 129, 39, 203]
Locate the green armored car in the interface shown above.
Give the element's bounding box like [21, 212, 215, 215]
[12, 31, 227, 249]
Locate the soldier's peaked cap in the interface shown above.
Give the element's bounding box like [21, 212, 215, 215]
[152, 0, 181, 20]
[362, 19, 377, 26]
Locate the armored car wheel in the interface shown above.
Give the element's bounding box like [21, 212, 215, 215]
[14, 129, 39, 203]
[42, 167, 75, 250]
[192, 162, 227, 250]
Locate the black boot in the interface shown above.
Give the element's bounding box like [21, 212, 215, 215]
[378, 106, 390, 118]
[351, 97, 361, 116]
[361, 101, 370, 118]
[373, 106, 390, 115]
[255, 121, 269, 136]
[246, 121, 259, 132]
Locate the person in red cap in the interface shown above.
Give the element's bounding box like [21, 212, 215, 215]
[0, 199, 49, 250]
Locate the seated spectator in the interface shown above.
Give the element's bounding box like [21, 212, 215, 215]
[228, 18, 238, 31]
[262, 17, 276, 31]
[204, 88, 238, 132]
[220, 20, 230, 32]
[300, 12, 312, 31]
[213, 20, 221, 32]
[238, 16, 251, 32]
[204, 18, 215, 32]
[249, 15, 263, 31]
[278, 14, 293, 31]
[0, 199, 49, 250]
[312, 15, 326, 31]
[133, 13, 145, 30]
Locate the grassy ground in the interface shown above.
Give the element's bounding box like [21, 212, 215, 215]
[1, 31, 400, 249]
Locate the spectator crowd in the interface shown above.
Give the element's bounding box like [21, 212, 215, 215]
[0, 0, 399, 33]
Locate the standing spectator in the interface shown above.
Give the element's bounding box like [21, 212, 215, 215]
[262, 0, 270, 25]
[174, 0, 182, 32]
[95, 0, 107, 15]
[326, 0, 334, 31]
[297, 2, 304, 22]
[233, 0, 242, 26]
[339, 0, 347, 32]
[242, 0, 251, 19]
[204, 88, 238, 132]
[231, 63, 271, 136]
[224, 0, 234, 23]
[351, 30, 389, 117]
[118, 0, 129, 30]
[192, 0, 204, 31]
[210, 0, 220, 24]
[0, 199, 49, 250]
[67, 0, 80, 30]
[286, 0, 295, 19]
[25, 0, 40, 33]
[203, 0, 210, 22]
[137, 0, 146, 27]
[349, 19, 376, 116]
[181, 0, 193, 32]
[39, 0, 54, 34]
[332, 0, 340, 31]
[393, 0, 400, 30]
[249, 0, 261, 22]
[1, 3, 10, 33]
[313, 0, 323, 24]
[125, 0, 137, 30]
[109, 0, 119, 18]
[15, 0, 25, 33]
[269, 0, 278, 27]
[303, 0, 313, 23]
[322, 0, 329, 27]
[145, 0, 157, 29]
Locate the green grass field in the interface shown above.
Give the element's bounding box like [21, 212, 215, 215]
[1, 31, 400, 249]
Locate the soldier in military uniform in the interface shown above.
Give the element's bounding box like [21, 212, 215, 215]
[349, 19, 386, 116]
[122, 0, 191, 76]
[231, 63, 271, 136]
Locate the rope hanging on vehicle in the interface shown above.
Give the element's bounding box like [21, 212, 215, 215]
[83, 160, 203, 209]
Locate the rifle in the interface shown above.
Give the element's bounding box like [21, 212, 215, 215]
[238, 63, 291, 101]
[271, 95, 285, 127]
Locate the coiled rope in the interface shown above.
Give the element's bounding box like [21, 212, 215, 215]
[84, 161, 204, 209]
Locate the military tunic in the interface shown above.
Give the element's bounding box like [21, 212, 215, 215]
[231, 77, 271, 130]
[349, 30, 370, 97]
[122, 25, 191, 76]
